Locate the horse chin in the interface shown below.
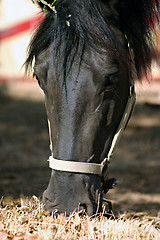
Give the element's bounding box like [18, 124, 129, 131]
[42, 172, 103, 216]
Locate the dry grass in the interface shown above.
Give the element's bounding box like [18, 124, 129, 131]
[0, 196, 160, 240]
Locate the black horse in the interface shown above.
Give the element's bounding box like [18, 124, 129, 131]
[25, 0, 159, 216]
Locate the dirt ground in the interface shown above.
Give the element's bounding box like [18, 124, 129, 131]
[0, 80, 160, 216]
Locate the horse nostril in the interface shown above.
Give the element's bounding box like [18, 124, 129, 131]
[79, 203, 87, 215]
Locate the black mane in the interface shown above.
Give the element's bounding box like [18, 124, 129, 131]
[25, 0, 159, 78]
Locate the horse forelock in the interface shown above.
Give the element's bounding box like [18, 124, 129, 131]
[25, 0, 159, 79]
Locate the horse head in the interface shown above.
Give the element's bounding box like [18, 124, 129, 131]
[26, 0, 159, 216]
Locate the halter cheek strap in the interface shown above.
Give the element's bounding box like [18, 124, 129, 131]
[48, 82, 136, 177]
[107, 83, 136, 160]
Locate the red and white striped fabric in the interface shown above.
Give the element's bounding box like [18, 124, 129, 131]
[0, 0, 43, 81]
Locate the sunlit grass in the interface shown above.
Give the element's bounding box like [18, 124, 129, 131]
[0, 196, 160, 239]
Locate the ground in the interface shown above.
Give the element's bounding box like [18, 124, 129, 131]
[0, 80, 160, 217]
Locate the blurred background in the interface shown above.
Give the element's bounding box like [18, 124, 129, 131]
[0, 0, 160, 215]
[0, 0, 42, 79]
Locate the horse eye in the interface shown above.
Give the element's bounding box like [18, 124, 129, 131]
[33, 72, 41, 87]
[108, 72, 119, 83]
[103, 72, 119, 91]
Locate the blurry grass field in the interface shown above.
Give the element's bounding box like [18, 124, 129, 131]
[0, 196, 160, 240]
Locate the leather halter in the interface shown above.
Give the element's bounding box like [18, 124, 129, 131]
[48, 82, 136, 177]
